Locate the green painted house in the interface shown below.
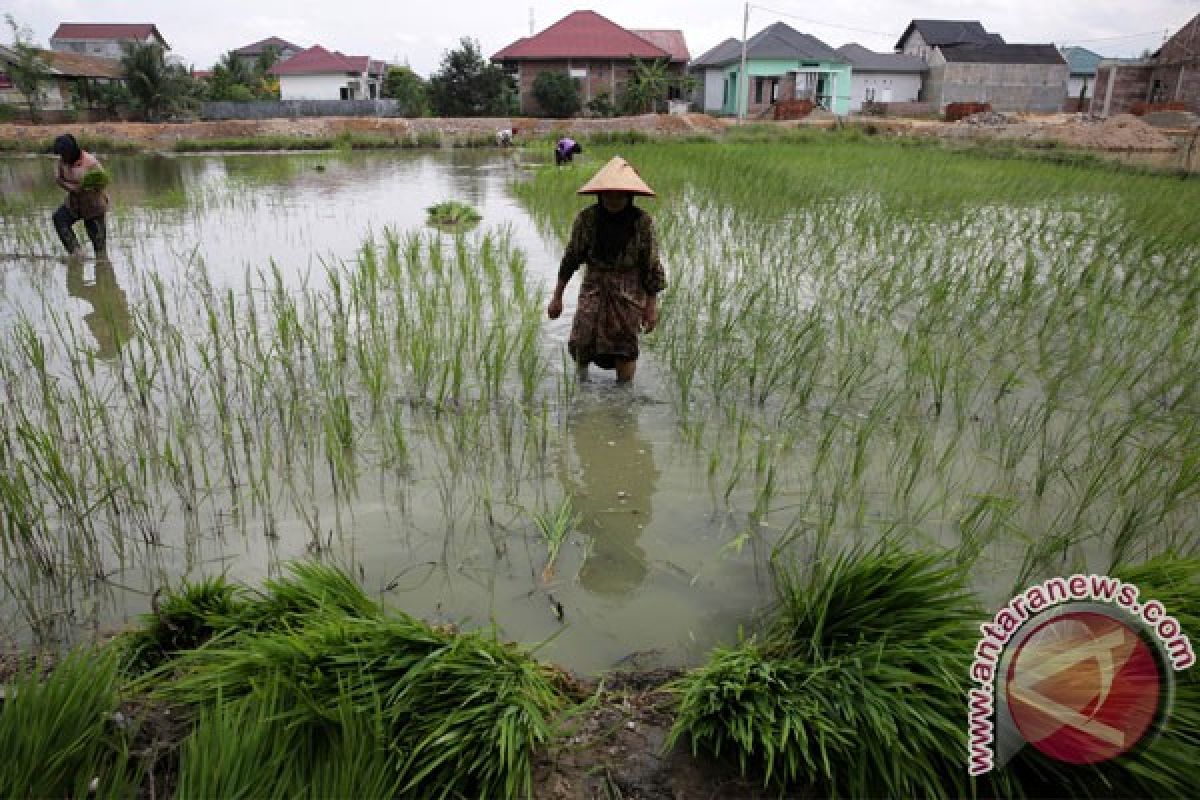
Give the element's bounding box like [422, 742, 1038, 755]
[706, 22, 851, 116]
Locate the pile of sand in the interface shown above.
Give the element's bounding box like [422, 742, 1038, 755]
[1053, 114, 1179, 151]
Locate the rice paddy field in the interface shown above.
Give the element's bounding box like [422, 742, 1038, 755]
[2, 131, 1199, 795]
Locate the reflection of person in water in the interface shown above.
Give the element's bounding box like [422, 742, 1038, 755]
[66, 257, 132, 360]
[562, 401, 658, 596]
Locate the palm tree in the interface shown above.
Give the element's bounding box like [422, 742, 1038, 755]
[120, 41, 186, 120]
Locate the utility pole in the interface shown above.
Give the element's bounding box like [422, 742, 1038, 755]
[530, 8, 535, 36]
[738, 2, 750, 123]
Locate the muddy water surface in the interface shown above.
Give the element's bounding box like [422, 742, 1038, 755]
[0, 150, 768, 673]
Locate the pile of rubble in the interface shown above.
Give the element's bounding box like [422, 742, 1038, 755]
[962, 111, 1015, 126]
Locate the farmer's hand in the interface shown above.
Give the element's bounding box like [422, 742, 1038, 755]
[642, 300, 658, 333]
[547, 295, 563, 320]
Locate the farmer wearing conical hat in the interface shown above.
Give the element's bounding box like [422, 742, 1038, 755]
[546, 156, 666, 384]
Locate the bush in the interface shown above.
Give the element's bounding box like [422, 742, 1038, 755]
[532, 71, 581, 118]
[586, 91, 615, 118]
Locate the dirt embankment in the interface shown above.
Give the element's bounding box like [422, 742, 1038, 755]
[0, 113, 730, 150]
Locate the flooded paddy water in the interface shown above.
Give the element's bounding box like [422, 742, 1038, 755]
[2, 139, 1199, 677]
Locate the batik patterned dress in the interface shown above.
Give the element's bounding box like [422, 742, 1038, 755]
[559, 203, 667, 369]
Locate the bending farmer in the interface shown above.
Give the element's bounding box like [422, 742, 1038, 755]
[555, 136, 582, 165]
[547, 156, 666, 384]
[52, 134, 109, 257]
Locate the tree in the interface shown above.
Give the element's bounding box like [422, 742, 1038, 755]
[208, 51, 260, 101]
[619, 57, 671, 115]
[427, 38, 513, 117]
[120, 41, 195, 119]
[382, 65, 428, 117]
[532, 71, 581, 118]
[4, 15, 49, 122]
[253, 45, 281, 77]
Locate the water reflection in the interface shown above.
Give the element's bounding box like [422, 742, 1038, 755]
[66, 257, 132, 359]
[563, 396, 658, 596]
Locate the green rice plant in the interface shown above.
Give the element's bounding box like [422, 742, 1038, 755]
[0, 649, 140, 799]
[668, 547, 995, 797]
[532, 495, 579, 582]
[425, 200, 482, 227]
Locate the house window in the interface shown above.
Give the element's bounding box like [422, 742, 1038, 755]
[865, 87, 876, 101]
[754, 77, 764, 103]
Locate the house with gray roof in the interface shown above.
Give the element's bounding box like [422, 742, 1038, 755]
[690, 22, 850, 116]
[836, 44, 925, 112]
[895, 19, 1067, 112]
[895, 20, 1003, 61]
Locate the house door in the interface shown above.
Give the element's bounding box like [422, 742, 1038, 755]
[340, 87, 350, 100]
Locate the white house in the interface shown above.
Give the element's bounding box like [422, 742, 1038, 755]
[49, 23, 169, 60]
[269, 45, 386, 101]
[689, 38, 742, 112]
[836, 44, 925, 111]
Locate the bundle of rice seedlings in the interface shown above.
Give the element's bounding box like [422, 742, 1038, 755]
[0, 649, 140, 799]
[80, 167, 111, 191]
[122, 576, 247, 672]
[426, 200, 482, 227]
[668, 547, 991, 798]
[241, 560, 382, 629]
[157, 565, 565, 799]
[1000, 555, 1200, 798]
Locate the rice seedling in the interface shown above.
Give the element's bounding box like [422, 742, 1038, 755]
[0, 648, 140, 799]
[532, 495, 580, 582]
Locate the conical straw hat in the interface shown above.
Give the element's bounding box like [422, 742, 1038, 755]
[576, 156, 656, 197]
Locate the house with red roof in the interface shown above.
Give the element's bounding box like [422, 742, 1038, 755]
[50, 23, 169, 60]
[269, 45, 387, 100]
[492, 11, 689, 115]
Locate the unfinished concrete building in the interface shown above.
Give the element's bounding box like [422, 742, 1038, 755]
[1092, 13, 1200, 116]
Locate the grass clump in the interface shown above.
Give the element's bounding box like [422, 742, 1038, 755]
[0, 649, 140, 799]
[668, 547, 992, 797]
[426, 199, 482, 227]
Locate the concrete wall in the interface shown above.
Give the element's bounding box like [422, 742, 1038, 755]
[701, 68, 724, 112]
[924, 62, 1068, 112]
[1092, 63, 1154, 115]
[278, 73, 380, 101]
[201, 99, 399, 120]
[848, 72, 922, 111]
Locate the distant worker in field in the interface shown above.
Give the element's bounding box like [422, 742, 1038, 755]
[496, 127, 518, 146]
[51, 134, 109, 258]
[547, 156, 665, 384]
[555, 136, 582, 165]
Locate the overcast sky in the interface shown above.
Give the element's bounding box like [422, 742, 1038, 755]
[7, 0, 1197, 74]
